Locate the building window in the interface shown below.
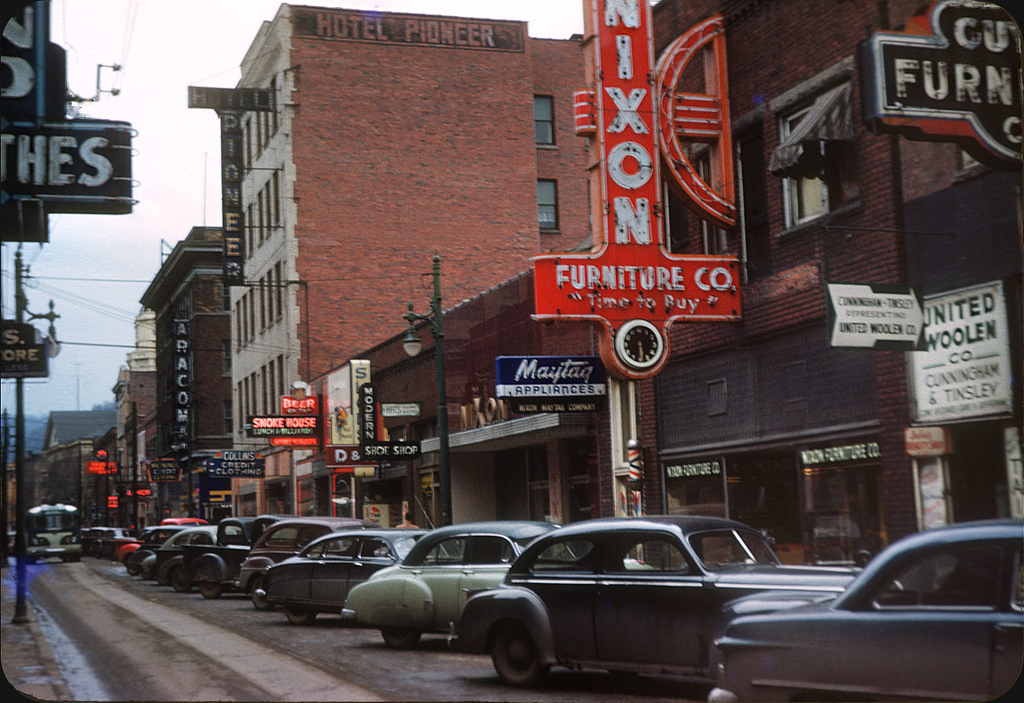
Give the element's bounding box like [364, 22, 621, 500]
[697, 154, 728, 255]
[771, 82, 858, 228]
[222, 340, 232, 376]
[223, 399, 233, 435]
[537, 179, 558, 230]
[534, 95, 554, 145]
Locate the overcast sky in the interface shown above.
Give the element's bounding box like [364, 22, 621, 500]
[1, 0, 585, 425]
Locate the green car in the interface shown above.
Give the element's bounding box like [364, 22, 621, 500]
[341, 520, 558, 649]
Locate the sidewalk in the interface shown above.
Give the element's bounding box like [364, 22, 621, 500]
[1, 560, 72, 702]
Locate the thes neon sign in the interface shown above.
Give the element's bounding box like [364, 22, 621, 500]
[534, 0, 741, 379]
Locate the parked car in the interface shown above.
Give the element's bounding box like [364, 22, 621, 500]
[237, 516, 375, 609]
[457, 515, 859, 687]
[180, 515, 284, 599]
[95, 527, 136, 560]
[341, 520, 560, 649]
[708, 518, 1023, 703]
[151, 525, 218, 589]
[81, 527, 113, 557]
[124, 526, 188, 576]
[161, 517, 209, 526]
[256, 528, 427, 625]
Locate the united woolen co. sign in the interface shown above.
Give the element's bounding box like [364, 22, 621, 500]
[860, 0, 1021, 168]
[533, 0, 741, 380]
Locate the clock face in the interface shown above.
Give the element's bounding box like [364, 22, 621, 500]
[615, 320, 664, 371]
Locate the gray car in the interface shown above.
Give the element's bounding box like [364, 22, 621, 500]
[708, 518, 1023, 702]
[458, 515, 858, 687]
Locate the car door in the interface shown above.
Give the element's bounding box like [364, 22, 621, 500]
[509, 535, 600, 662]
[826, 543, 1011, 699]
[414, 535, 468, 630]
[348, 536, 399, 587]
[308, 536, 360, 607]
[593, 533, 708, 670]
[458, 536, 517, 618]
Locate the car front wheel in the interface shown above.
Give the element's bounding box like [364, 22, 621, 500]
[283, 605, 317, 626]
[492, 621, 548, 688]
[170, 567, 193, 593]
[381, 627, 422, 649]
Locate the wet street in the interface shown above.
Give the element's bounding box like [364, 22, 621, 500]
[13, 557, 712, 702]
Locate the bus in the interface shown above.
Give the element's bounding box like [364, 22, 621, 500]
[26, 503, 82, 562]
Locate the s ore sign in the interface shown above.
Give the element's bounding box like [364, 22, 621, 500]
[860, 0, 1021, 167]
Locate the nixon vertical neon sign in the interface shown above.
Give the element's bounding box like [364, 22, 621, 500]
[534, 0, 741, 379]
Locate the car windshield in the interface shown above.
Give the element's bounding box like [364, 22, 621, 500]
[687, 529, 779, 571]
[393, 537, 419, 560]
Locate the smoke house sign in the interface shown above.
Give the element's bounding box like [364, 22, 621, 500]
[860, 0, 1021, 167]
[533, 0, 741, 380]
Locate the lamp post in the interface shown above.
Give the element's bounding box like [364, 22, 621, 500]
[402, 254, 452, 526]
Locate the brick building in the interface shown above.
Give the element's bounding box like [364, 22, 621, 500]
[226, 4, 588, 515]
[140, 226, 234, 521]
[633, 0, 1021, 562]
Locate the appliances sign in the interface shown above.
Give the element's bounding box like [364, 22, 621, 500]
[495, 355, 607, 413]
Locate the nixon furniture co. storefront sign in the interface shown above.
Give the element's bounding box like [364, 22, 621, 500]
[533, 0, 741, 380]
[860, 0, 1021, 167]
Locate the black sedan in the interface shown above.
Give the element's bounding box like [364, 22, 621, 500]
[258, 528, 427, 625]
[458, 515, 859, 687]
[708, 518, 1023, 703]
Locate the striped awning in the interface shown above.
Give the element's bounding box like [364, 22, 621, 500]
[769, 82, 853, 178]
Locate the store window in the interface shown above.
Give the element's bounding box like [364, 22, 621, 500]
[534, 95, 554, 145]
[770, 82, 859, 228]
[800, 440, 883, 565]
[537, 179, 559, 230]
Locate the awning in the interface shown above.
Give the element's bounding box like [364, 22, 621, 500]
[769, 82, 853, 179]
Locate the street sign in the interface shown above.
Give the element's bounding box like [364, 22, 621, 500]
[827, 283, 924, 350]
[360, 442, 421, 460]
[380, 402, 421, 418]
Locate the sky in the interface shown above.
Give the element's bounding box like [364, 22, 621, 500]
[1, 0, 586, 427]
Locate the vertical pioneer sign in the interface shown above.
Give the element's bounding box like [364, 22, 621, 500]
[533, 0, 741, 379]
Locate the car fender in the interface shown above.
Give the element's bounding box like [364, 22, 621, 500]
[344, 573, 435, 629]
[156, 555, 183, 585]
[459, 587, 555, 665]
[189, 552, 231, 584]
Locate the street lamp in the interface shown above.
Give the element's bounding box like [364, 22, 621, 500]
[402, 254, 452, 526]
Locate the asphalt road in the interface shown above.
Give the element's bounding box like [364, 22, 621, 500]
[26, 557, 712, 702]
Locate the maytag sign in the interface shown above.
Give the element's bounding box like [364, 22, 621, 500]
[495, 356, 607, 413]
[860, 0, 1021, 167]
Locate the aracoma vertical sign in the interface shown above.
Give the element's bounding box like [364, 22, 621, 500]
[533, 0, 741, 379]
[173, 319, 191, 446]
[860, 0, 1021, 168]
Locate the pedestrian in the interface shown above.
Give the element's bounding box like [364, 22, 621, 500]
[398, 511, 418, 529]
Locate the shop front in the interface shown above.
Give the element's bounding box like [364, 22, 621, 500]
[662, 436, 884, 567]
